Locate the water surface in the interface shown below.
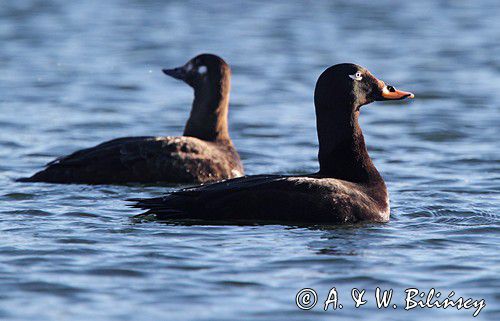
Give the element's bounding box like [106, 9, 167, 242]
[0, 0, 499, 320]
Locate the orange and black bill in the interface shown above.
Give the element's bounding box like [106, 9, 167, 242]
[378, 80, 414, 100]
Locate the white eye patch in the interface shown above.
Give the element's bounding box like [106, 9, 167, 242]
[185, 62, 194, 72]
[349, 72, 363, 81]
[198, 65, 207, 75]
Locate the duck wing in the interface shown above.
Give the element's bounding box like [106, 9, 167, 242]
[19, 136, 239, 184]
[46, 136, 152, 167]
[130, 174, 349, 223]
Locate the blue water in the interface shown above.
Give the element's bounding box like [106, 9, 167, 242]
[1, 0, 499, 320]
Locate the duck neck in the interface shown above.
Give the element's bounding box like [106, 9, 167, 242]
[316, 102, 383, 185]
[183, 74, 231, 143]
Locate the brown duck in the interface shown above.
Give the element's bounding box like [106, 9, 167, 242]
[18, 54, 244, 184]
[131, 63, 414, 224]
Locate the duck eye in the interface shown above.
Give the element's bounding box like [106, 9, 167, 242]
[387, 85, 395, 92]
[349, 72, 363, 81]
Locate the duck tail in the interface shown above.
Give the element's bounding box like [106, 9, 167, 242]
[15, 175, 37, 183]
[127, 194, 196, 220]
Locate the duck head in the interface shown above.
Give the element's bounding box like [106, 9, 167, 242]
[315, 63, 414, 113]
[314, 63, 414, 182]
[162, 53, 230, 89]
[162, 53, 232, 142]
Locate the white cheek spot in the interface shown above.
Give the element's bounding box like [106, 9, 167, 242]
[198, 65, 207, 75]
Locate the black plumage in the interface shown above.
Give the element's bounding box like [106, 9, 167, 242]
[131, 63, 414, 224]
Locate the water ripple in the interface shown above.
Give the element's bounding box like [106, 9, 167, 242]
[0, 1, 499, 320]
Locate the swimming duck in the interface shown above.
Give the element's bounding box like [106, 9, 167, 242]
[131, 63, 414, 224]
[18, 54, 244, 184]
